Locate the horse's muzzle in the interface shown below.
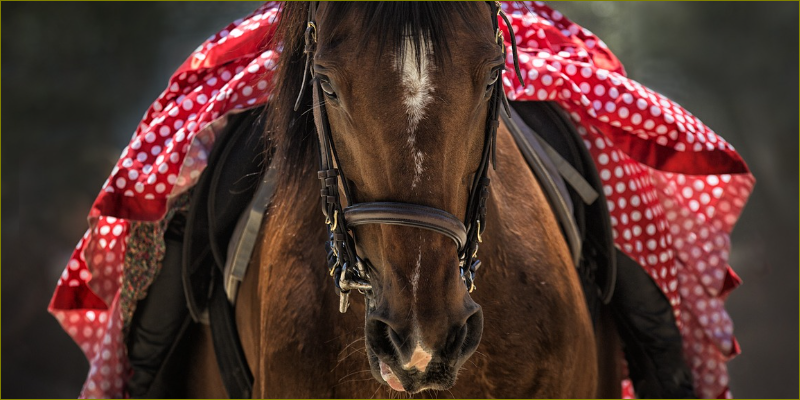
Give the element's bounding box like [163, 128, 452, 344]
[365, 304, 484, 393]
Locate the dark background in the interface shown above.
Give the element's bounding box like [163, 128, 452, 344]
[2, 2, 797, 398]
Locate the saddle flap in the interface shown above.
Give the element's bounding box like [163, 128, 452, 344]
[182, 108, 268, 322]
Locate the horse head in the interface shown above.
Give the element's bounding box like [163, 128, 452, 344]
[275, 2, 510, 393]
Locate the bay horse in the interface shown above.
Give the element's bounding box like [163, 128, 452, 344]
[184, 2, 620, 397]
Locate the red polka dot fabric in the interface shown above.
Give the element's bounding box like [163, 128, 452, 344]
[49, 2, 754, 398]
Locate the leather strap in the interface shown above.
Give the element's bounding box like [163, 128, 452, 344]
[344, 202, 468, 250]
[209, 270, 253, 399]
[224, 166, 278, 303]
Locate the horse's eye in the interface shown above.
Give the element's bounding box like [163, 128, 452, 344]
[485, 69, 500, 95]
[320, 78, 337, 99]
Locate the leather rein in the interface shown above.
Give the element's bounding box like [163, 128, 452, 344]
[294, 1, 523, 313]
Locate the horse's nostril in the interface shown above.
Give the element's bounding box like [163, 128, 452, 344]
[445, 324, 468, 357]
[366, 319, 398, 359]
[460, 307, 484, 358]
[388, 327, 404, 350]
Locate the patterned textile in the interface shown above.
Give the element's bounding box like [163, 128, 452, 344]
[49, 2, 753, 398]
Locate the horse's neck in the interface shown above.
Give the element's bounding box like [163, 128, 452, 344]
[237, 163, 376, 397]
[483, 122, 574, 273]
[456, 123, 598, 397]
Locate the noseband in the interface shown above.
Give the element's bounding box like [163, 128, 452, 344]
[295, 2, 523, 313]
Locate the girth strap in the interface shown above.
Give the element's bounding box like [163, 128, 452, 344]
[344, 202, 468, 251]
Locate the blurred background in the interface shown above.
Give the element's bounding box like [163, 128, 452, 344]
[2, 2, 797, 398]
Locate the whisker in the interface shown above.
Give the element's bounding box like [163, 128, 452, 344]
[337, 368, 374, 383]
[371, 383, 383, 399]
[337, 347, 367, 364]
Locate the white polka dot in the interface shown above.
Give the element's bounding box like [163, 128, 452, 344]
[649, 105, 662, 117]
[537, 89, 548, 100]
[595, 138, 606, 149]
[115, 177, 126, 189]
[621, 93, 633, 104]
[182, 99, 194, 111]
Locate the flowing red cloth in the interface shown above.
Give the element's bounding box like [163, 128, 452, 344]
[49, 2, 753, 398]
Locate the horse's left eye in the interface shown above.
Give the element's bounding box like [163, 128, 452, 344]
[320, 78, 337, 99]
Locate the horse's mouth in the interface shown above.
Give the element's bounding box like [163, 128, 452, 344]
[379, 360, 406, 392]
[368, 351, 456, 394]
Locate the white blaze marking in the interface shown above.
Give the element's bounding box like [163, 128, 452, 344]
[398, 35, 434, 369]
[398, 34, 434, 189]
[403, 343, 433, 372]
[406, 247, 433, 372]
[411, 247, 422, 334]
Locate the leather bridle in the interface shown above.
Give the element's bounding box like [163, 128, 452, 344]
[295, 1, 523, 313]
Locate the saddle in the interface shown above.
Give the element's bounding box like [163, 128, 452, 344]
[126, 109, 267, 398]
[127, 102, 692, 398]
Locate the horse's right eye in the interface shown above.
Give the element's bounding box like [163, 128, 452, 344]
[485, 68, 501, 98]
[487, 69, 500, 87]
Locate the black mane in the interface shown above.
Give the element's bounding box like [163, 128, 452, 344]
[320, 2, 484, 69]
